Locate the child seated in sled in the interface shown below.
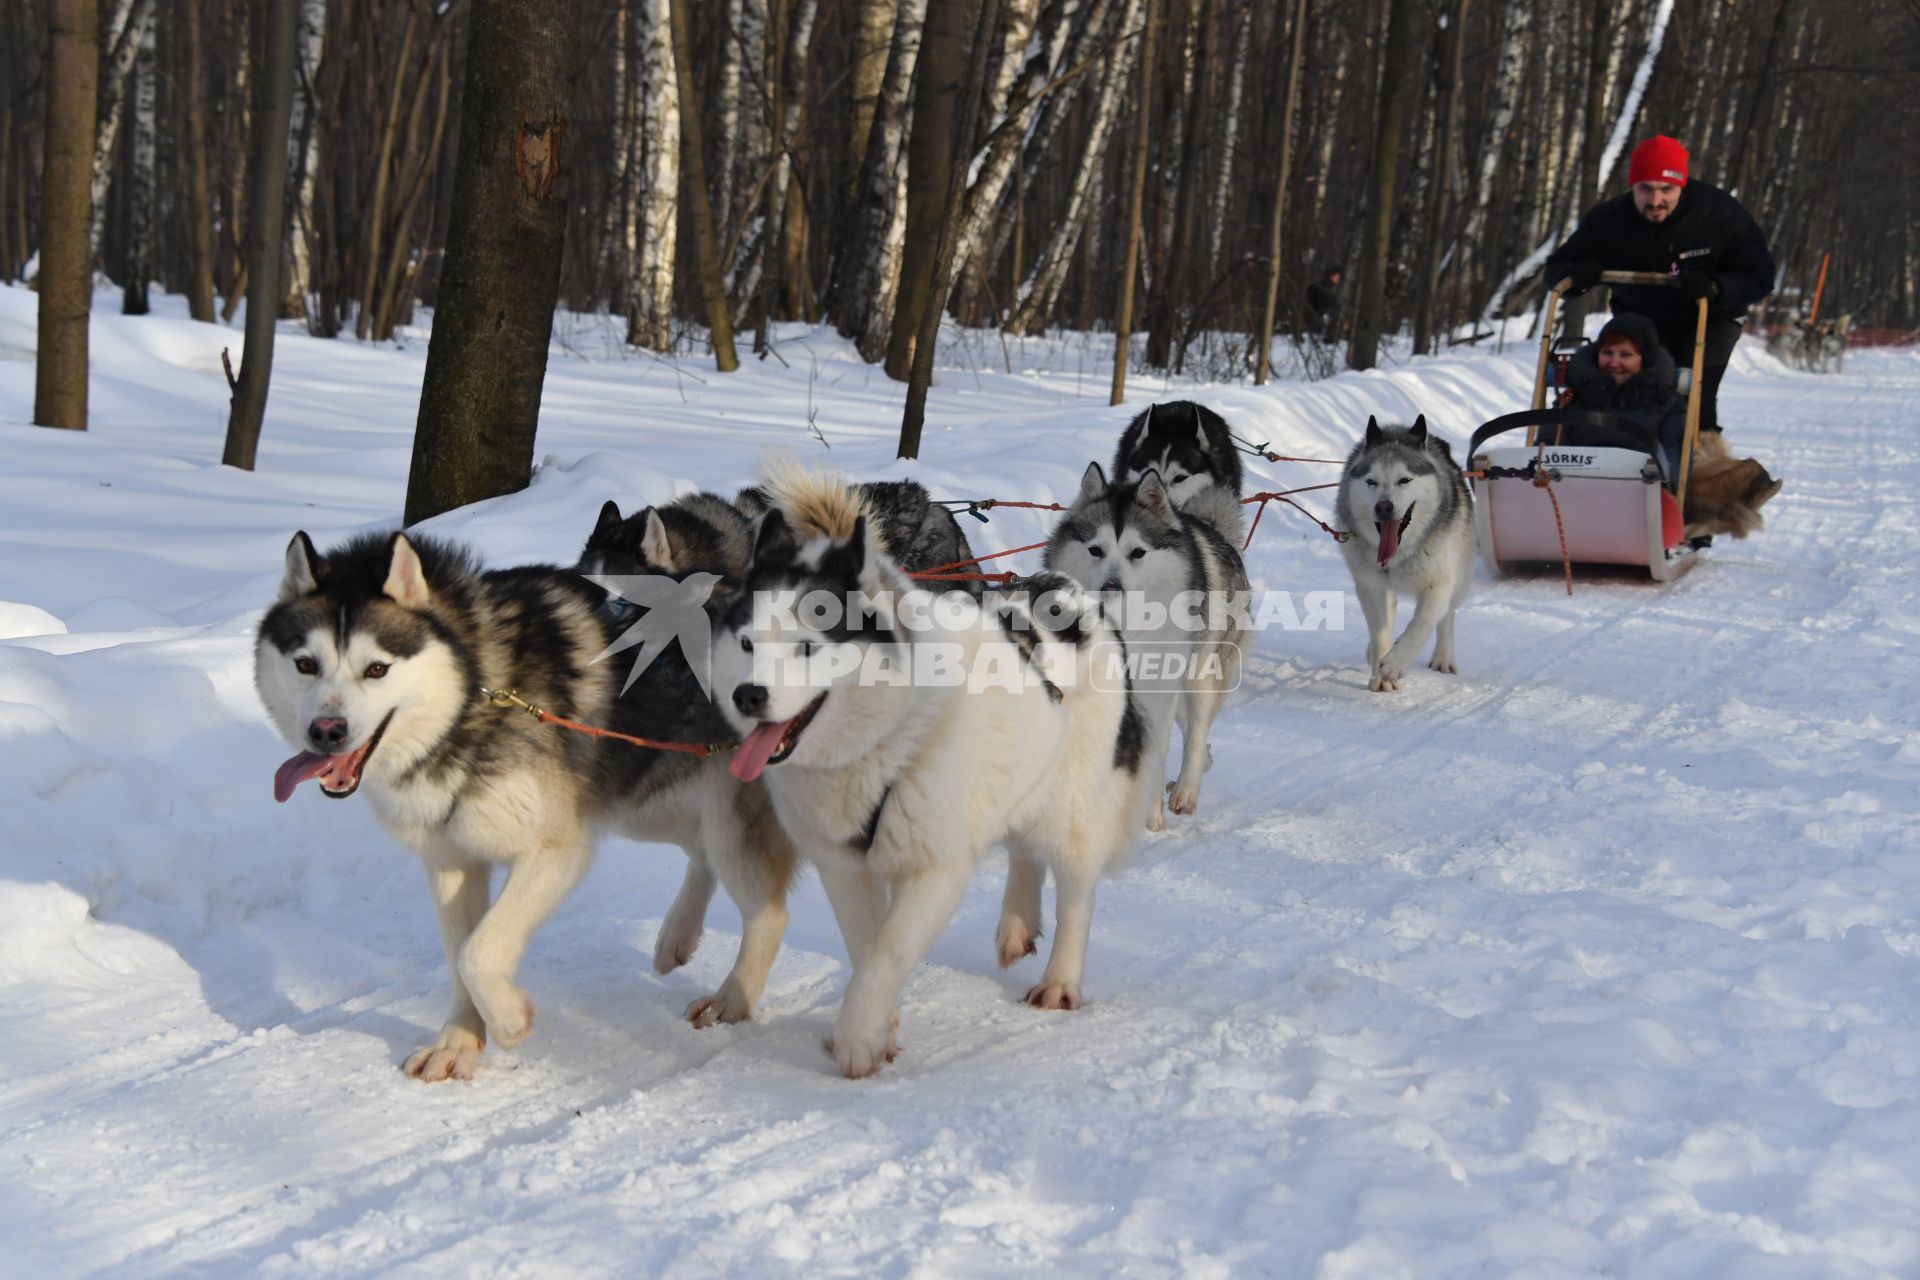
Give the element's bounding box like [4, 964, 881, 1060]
[1555, 314, 1782, 539]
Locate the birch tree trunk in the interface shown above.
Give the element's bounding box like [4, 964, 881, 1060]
[1412, 0, 1467, 355]
[35, 0, 100, 431]
[1456, 0, 1529, 313]
[88, 0, 155, 267]
[1010, 0, 1143, 335]
[713, 0, 746, 245]
[1206, 1, 1251, 278]
[628, 0, 679, 352]
[121, 11, 157, 314]
[848, 0, 898, 195]
[283, 0, 326, 325]
[837, 0, 926, 358]
[605, 0, 632, 309]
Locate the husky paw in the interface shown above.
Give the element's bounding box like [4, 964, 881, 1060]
[1428, 654, 1458, 674]
[826, 1019, 900, 1079]
[686, 980, 753, 1028]
[1167, 778, 1201, 816]
[1369, 665, 1403, 693]
[471, 984, 535, 1051]
[403, 1025, 485, 1083]
[652, 920, 703, 975]
[1146, 795, 1166, 832]
[1024, 980, 1082, 1011]
[995, 917, 1040, 969]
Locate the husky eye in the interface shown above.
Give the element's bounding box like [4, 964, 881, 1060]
[1169, 474, 1188, 485]
[740, 636, 754, 653]
[1129, 548, 1147, 562]
[294, 656, 319, 675]
[1365, 479, 1378, 488]
[1397, 478, 1412, 487]
[364, 661, 390, 680]
[1087, 545, 1105, 560]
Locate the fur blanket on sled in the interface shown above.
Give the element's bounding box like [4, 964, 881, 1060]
[1685, 432, 1784, 541]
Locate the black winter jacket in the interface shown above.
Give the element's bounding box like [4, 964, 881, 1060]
[1544, 181, 1775, 337]
[1559, 313, 1689, 482]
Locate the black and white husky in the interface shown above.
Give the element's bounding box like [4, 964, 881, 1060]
[737, 476, 981, 592]
[254, 529, 796, 1081]
[712, 460, 1152, 1077]
[1332, 416, 1474, 692]
[1046, 462, 1250, 828]
[1111, 400, 1246, 545]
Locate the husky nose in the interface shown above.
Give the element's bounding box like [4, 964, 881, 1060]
[1374, 498, 1396, 521]
[732, 684, 769, 718]
[309, 716, 350, 751]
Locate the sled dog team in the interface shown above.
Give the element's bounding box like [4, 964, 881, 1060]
[256, 405, 1471, 1080]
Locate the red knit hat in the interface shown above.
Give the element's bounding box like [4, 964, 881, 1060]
[1629, 136, 1689, 187]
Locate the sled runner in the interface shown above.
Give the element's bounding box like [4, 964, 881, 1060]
[1468, 272, 1707, 583]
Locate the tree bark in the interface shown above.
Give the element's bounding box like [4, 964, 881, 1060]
[35, 0, 100, 431]
[283, 0, 328, 325]
[402, 0, 579, 520]
[900, 0, 1003, 458]
[848, 0, 898, 197]
[1412, 0, 1467, 356]
[182, 0, 218, 322]
[1109, 0, 1155, 404]
[88, 0, 156, 267]
[121, 9, 157, 314]
[1254, 0, 1308, 384]
[667, 0, 739, 373]
[222, 0, 299, 470]
[628, 0, 679, 352]
[885, 0, 970, 383]
[835, 0, 926, 356]
[1348, 0, 1412, 370]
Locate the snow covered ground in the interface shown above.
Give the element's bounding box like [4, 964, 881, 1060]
[2, 284, 1917, 1278]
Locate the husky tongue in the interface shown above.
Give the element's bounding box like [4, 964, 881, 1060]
[729, 718, 797, 783]
[274, 751, 335, 803]
[1376, 516, 1401, 566]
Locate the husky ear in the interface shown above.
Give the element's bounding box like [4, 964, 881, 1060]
[1189, 402, 1210, 454]
[1078, 461, 1108, 504]
[753, 508, 798, 566]
[1365, 415, 1385, 447]
[593, 499, 624, 541]
[383, 533, 431, 610]
[279, 531, 320, 601]
[1409, 415, 1429, 444]
[640, 508, 677, 573]
[1136, 469, 1173, 517]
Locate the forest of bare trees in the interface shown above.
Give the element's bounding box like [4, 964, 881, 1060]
[4, 0, 1915, 388]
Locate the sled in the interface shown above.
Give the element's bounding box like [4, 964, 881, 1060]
[1468, 271, 1708, 583]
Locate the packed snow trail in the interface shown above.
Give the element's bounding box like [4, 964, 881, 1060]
[1, 288, 1916, 1277]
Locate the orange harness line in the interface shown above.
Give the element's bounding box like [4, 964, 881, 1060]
[480, 686, 733, 756]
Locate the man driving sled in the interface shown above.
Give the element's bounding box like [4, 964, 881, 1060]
[1544, 135, 1775, 437]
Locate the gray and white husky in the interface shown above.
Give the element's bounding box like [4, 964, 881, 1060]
[1046, 462, 1249, 829]
[712, 460, 1152, 1078]
[1333, 415, 1474, 692]
[1111, 400, 1246, 545]
[254, 529, 796, 1082]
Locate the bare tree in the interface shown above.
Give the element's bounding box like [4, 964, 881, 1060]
[403, 0, 579, 521]
[121, 11, 157, 314]
[1109, 0, 1155, 404]
[1349, 0, 1414, 371]
[1255, 0, 1309, 384]
[222, 0, 299, 470]
[35, 0, 100, 432]
[88, 0, 156, 264]
[628, 0, 679, 351]
[283, 0, 328, 324]
[668, 0, 740, 373]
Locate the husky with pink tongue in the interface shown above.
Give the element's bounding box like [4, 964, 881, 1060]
[712, 460, 1155, 1078]
[254, 529, 796, 1082]
[1333, 415, 1475, 692]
